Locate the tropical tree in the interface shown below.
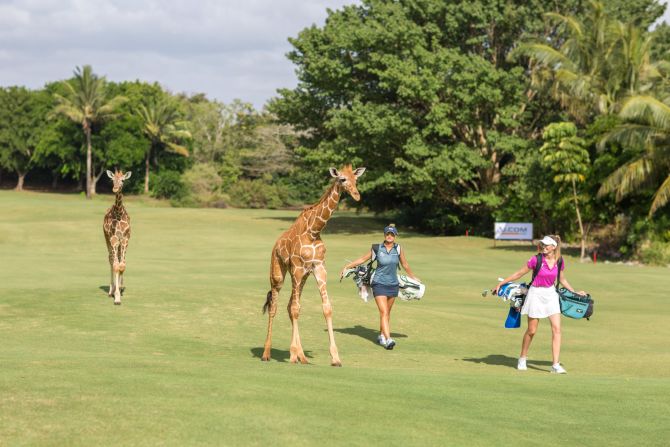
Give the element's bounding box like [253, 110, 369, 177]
[0, 87, 50, 190]
[136, 97, 192, 194]
[52, 65, 127, 198]
[516, 1, 661, 122]
[598, 95, 670, 216]
[270, 0, 573, 232]
[540, 122, 591, 260]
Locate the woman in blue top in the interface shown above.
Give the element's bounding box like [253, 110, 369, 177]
[340, 224, 419, 350]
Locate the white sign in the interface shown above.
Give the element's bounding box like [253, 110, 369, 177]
[494, 222, 533, 240]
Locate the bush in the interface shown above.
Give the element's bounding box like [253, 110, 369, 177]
[226, 179, 290, 209]
[638, 240, 670, 265]
[591, 214, 630, 259]
[151, 170, 187, 200]
[179, 163, 228, 207]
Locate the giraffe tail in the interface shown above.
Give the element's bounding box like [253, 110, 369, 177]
[262, 290, 272, 314]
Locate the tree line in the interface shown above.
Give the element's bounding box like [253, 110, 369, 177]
[1, 0, 670, 263]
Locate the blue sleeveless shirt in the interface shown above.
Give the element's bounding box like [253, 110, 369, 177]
[371, 243, 399, 286]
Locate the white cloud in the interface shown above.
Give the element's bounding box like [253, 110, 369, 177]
[0, 0, 358, 108]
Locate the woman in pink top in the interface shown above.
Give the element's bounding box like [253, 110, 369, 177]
[494, 235, 585, 374]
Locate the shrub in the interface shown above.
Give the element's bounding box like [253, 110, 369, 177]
[151, 170, 187, 200]
[637, 240, 670, 265]
[227, 179, 290, 209]
[179, 163, 228, 207]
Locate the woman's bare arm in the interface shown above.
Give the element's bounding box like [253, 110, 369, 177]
[399, 249, 419, 281]
[340, 251, 372, 279]
[494, 265, 532, 294]
[558, 271, 586, 295]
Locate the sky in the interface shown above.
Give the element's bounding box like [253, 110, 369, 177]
[0, 0, 356, 109]
[1, 0, 669, 110]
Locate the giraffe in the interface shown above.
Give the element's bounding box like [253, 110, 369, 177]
[103, 169, 132, 305]
[261, 165, 366, 366]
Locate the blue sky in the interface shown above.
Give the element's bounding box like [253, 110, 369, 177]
[0, 0, 356, 109]
[1, 0, 668, 109]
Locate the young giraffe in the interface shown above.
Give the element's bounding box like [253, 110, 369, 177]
[103, 169, 132, 305]
[262, 165, 366, 366]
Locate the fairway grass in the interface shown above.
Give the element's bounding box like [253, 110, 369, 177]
[1, 190, 669, 446]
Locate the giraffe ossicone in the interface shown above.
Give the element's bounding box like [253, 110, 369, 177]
[103, 169, 132, 305]
[261, 165, 366, 366]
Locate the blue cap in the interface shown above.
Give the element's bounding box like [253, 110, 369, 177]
[384, 225, 398, 235]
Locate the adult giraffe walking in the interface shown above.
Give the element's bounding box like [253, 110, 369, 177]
[103, 170, 132, 305]
[262, 165, 366, 366]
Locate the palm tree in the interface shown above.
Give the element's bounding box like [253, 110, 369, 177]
[540, 122, 591, 260]
[52, 65, 126, 199]
[516, 1, 660, 122]
[598, 95, 670, 216]
[136, 98, 191, 194]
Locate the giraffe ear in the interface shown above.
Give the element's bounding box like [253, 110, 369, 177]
[123, 171, 132, 180]
[353, 167, 366, 178]
[106, 170, 114, 179]
[329, 167, 340, 178]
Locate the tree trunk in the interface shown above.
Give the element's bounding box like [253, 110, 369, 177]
[85, 124, 92, 199]
[15, 172, 26, 191]
[52, 170, 59, 188]
[144, 149, 151, 194]
[91, 168, 105, 195]
[572, 179, 586, 261]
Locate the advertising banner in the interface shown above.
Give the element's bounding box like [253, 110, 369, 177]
[494, 222, 533, 240]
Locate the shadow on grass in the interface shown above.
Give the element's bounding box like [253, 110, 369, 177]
[257, 214, 389, 235]
[333, 325, 407, 344]
[249, 347, 314, 363]
[98, 285, 125, 295]
[461, 354, 553, 371]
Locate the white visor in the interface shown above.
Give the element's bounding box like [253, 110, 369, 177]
[540, 236, 557, 246]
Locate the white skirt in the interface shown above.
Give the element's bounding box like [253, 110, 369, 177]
[521, 286, 561, 318]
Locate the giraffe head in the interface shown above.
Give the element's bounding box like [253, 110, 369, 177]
[106, 170, 132, 193]
[329, 165, 366, 201]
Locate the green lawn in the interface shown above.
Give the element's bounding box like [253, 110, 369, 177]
[1, 190, 668, 446]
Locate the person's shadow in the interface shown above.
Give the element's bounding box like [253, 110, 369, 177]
[461, 354, 553, 371]
[250, 347, 314, 363]
[333, 325, 408, 345]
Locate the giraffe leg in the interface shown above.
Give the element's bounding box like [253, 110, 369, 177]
[118, 239, 129, 295]
[110, 243, 122, 305]
[262, 253, 286, 361]
[288, 269, 308, 364]
[105, 237, 115, 297]
[313, 263, 341, 367]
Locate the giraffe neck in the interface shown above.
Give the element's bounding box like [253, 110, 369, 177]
[112, 191, 125, 214]
[304, 181, 341, 237]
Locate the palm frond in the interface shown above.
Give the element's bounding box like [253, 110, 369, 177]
[165, 142, 190, 157]
[545, 12, 583, 38]
[619, 95, 670, 130]
[597, 156, 654, 200]
[650, 174, 670, 216]
[517, 43, 572, 69]
[599, 123, 663, 150]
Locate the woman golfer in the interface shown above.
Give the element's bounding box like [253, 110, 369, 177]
[494, 235, 585, 374]
[340, 224, 419, 350]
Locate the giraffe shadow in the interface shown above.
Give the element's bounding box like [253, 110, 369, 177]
[250, 347, 314, 363]
[461, 354, 553, 371]
[98, 285, 125, 295]
[333, 325, 408, 344]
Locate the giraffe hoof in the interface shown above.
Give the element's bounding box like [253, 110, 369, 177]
[261, 356, 271, 362]
[331, 361, 342, 367]
[114, 300, 121, 305]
